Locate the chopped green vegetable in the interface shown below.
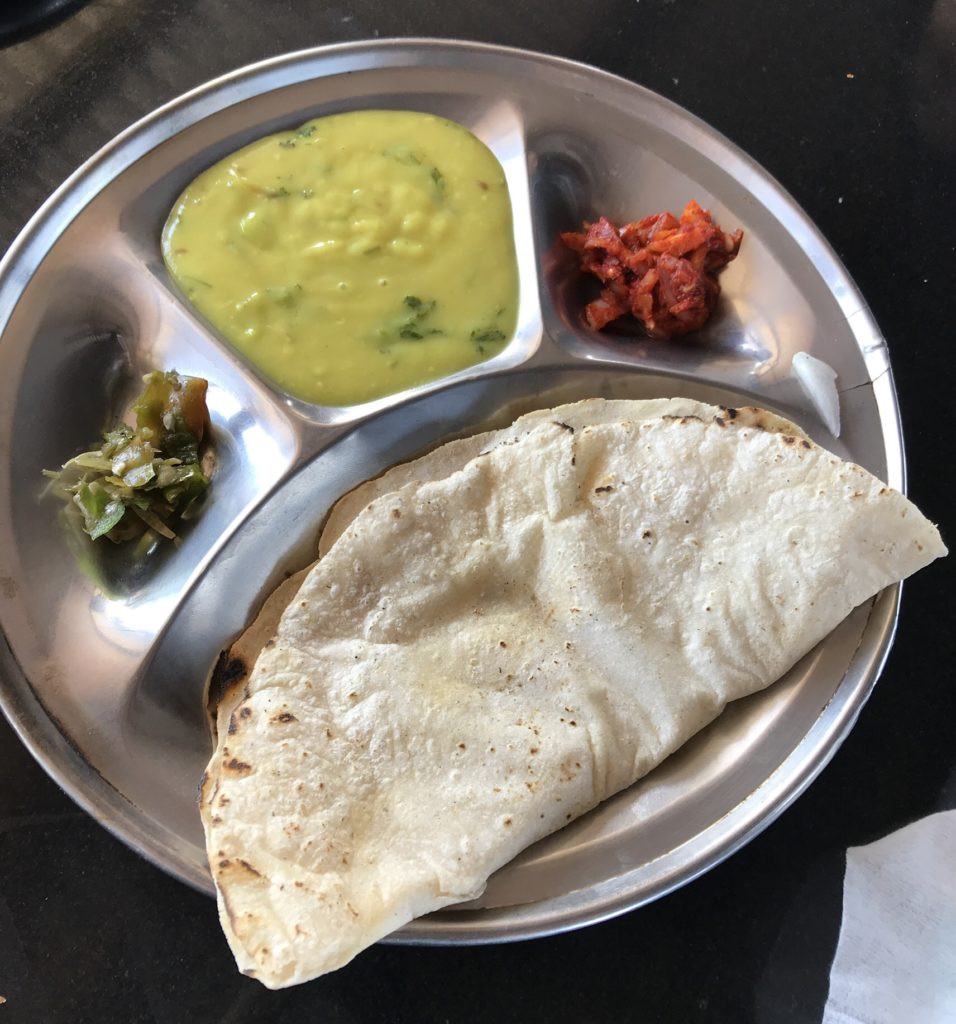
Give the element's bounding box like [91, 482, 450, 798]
[74, 482, 127, 540]
[134, 370, 208, 445]
[400, 326, 442, 340]
[396, 296, 442, 340]
[43, 370, 212, 554]
[471, 328, 506, 344]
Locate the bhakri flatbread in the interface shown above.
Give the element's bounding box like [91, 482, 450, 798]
[209, 398, 807, 714]
[318, 397, 808, 555]
[200, 402, 945, 988]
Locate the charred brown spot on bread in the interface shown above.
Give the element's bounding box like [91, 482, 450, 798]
[224, 757, 253, 775]
[504, 818, 512, 827]
[391, 508, 401, 519]
[594, 485, 613, 494]
[642, 529, 653, 539]
[264, 639, 275, 648]
[663, 413, 704, 424]
[208, 651, 251, 720]
[271, 712, 298, 724]
[215, 653, 248, 688]
[553, 421, 575, 433]
[238, 859, 262, 877]
[199, 772, 220, 808]
[714, 416, 726, 427]
[227, 712, 239, 735]
[801, 439, 812, 449]
[218, 858, 231, 869]
[239, 706, 252, 719]
[783, 435, 796, 445]
[724, 406, 739, 420]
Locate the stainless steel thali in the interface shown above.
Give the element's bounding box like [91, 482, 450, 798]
[0, 40, 903, 944]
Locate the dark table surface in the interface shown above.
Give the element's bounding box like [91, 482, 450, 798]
[1, 2, 954, 1022]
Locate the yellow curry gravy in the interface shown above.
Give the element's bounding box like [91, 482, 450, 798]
[162, 110, 519, 406]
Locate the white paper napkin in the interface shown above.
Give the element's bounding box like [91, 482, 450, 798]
[822, 810, 956, 1024]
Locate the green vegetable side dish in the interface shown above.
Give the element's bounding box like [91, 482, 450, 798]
[43, 371, 211, 559]
[162, 110, 520, 407]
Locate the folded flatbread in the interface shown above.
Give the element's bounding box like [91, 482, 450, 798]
[317, 396, 808, 555]
[212, 398, 806, 697]
[200, 400, 945, 988]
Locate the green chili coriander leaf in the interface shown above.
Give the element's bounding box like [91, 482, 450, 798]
[42, 370, 212, 558]
[471, 328, 506, 344]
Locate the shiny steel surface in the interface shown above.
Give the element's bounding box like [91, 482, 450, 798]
[0, 40, 903, 944]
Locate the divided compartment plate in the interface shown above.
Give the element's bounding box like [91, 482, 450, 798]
[0, 40, 903, 944]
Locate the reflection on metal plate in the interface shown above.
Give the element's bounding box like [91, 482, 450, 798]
[0, 40, 902, 945]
